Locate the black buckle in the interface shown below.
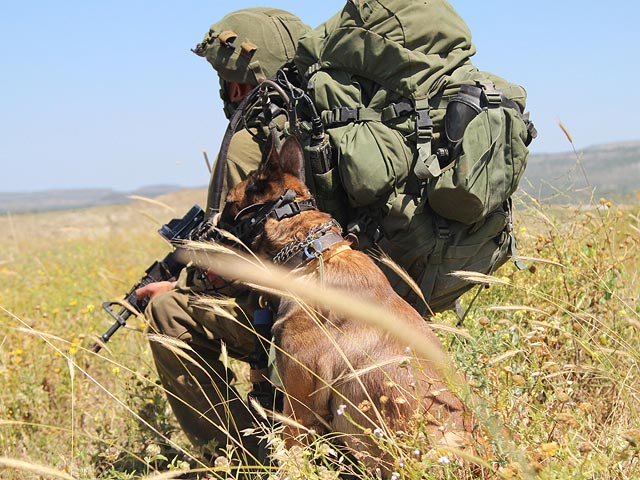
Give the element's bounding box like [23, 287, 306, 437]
[336, 106, 358, 123]
[393, 100, 413, 117]
[416, 109, 433, 130]
[272, 198, 317, 221]
[437, 224, 450, 239]
[476, 81, 502, 107]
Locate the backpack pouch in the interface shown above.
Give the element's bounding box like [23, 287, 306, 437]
[426, 106, 529, 224]
[380, 204, 510, 313]
[426, 207, 510, 312]
[334, 121, 413, 208]
[376, 192, 436, 300]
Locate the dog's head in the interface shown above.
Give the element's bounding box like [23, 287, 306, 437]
[218, 135, 313, 244]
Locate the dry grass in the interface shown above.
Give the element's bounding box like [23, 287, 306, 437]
[0, 183, 639, 479]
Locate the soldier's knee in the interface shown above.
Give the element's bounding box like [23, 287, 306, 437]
[145, 290, 191, 337]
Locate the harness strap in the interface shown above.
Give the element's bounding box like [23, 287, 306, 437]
[298, 237, 351, 288]
[273, 220, 344, 266]
[293, 232, 346, 266]
[271, 198, 317, 221]
[248, 307, 274, 384]
[228, 190, 318, 241]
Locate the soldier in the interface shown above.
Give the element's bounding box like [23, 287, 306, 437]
[135, 7, 310, 464]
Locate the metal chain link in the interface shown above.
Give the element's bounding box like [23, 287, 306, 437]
[273, 220, 340, 265]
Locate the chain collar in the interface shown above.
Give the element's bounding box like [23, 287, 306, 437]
[273, 219, 342, 266]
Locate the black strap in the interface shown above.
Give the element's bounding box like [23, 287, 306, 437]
[472, 82, 537, 145]
[223, 190, 318, 243]
[271, 198, 317, 221]
[321, 98, 415, 127]
[210, 88, 262, 215]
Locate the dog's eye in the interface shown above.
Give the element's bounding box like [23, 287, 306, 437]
[246, 176, 267, 196]
[233, 202, 268, 222]
[220, 201, 239, 225]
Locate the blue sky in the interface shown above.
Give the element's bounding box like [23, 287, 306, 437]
[1, 1, 638, 193]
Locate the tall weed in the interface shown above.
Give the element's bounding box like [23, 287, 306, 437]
[0, 179, 638, 479]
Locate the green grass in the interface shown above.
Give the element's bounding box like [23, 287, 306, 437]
[0, 184, 638, 479]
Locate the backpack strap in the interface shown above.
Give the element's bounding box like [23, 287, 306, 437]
[318, 95, 440, 182]
[321, 106, 383, 124]
[413, 98, 441, 180]
[320, 98, 416, 126]
[470, 81, 538, 146]
[381, 99, 414, 122]
[504, 198, 528, 271]
[417, 215, 450, 315]
[303, 62, 323, 82]
[414, 98, 434, 163]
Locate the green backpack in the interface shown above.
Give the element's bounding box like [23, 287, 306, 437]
[293, 0, 536, 313]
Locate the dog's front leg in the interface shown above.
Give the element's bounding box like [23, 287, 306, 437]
[278, 359, 331, 448]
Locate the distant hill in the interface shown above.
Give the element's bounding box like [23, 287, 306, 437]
[1, 141, 638, 214]
[522, 140, 640, 202]
[0, 184, 189, 214]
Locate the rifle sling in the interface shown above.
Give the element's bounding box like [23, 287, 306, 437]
[210, 88, 262, 214]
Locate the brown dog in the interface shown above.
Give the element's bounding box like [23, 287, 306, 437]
[219, 136, 473, 473]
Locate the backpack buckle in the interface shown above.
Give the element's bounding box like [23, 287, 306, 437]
[415, 108, 433, 131]
[324, 106, 360, 125]
[381, 99, 413, 122]
[336, 106, 359, 123]
[477, 81, 502, 107]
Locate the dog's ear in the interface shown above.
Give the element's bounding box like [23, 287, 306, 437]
[278, 136, 305, 181]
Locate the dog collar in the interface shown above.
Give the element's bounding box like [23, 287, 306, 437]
[272, 220, 345, 267]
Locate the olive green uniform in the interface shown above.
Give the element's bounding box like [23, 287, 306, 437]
[145, 130, 263, 458]
[145, 6, 309, 462]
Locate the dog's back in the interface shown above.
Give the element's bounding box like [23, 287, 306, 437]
[272, 223, 471, 455]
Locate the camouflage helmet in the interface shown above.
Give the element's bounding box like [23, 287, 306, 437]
[192, 7, 310, 85]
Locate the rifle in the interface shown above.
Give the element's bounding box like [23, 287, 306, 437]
[90, 205, 206, 353]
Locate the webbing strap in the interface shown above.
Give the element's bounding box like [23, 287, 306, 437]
[470, 82, 537, 146]
[413, 152, 441, 180]
[504, 199, 528, 271]
[321, 106, 381, 125]
[271, 198, 317, 221]
[249, 308, 274, 379]
[304, 62, 323, 80]
[413, 98, 439, 181]
[477, 81, 502, 106]
[321, 98, 415, 127]
[210, 87, 263, 214]
[381, 99, 414, 122]
[418, 217, 450, 314]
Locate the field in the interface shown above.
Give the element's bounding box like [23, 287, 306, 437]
[0, 184, 639, 479]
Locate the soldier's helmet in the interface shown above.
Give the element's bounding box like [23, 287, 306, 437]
[192, 7, 310, 85]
